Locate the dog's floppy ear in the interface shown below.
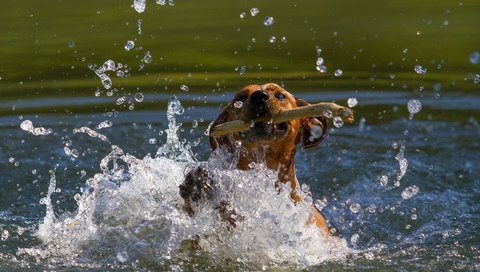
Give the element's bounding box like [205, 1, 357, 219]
[295, 98, 328, 149]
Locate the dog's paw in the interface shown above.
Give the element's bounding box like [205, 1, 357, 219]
[214, 200, 245, 229]
[179, 167, 215, 215]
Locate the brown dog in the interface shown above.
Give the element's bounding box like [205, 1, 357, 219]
[179, 83, 331, 234]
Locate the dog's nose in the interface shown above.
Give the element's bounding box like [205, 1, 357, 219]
[250, 90, 269, 106]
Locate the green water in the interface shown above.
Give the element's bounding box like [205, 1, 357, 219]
[1, 0, 479, 105]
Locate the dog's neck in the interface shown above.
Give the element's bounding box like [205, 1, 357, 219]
[235, 144, 300, 191]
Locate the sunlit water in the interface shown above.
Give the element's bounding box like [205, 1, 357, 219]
[0, 91, 479, 271]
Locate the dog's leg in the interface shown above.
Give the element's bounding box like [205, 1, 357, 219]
[179, 167, 214, 216]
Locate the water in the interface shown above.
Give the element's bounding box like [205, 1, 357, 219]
[1, 90, 479, 271]
[1, 0, 480, 270]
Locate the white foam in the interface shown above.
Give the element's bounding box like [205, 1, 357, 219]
[24, 98, 351, 269]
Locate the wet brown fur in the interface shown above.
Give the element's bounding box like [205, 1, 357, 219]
[180, 83, 331, 234]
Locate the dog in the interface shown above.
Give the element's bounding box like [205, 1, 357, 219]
[179, 83, 331, 235]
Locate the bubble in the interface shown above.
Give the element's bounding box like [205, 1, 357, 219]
[333, 116, 344, 128]
[180, 85, 189, 92]
[414, 65, 427, 75]
[269, 36, 277, 43]
[401, 185, 419, 199]
[407, 99, 422, 116]
[234, 101, 243, 108]
[347, 98, 358, 108]
[316, 57, 324, 66]
[250, 7, 259, 16]
[124, 40, 135, 51]
[323, 110, 333, 118]
[132, 93, 144, 103]
[263, 16, 274, 26]
[334, 69, 343, 77]
[469, 51, 480, 64]
[350, 203, 361, 213]
[156, 0, 166, 5]
[379, 175, 388, 186]
[133, 0, 146, 13]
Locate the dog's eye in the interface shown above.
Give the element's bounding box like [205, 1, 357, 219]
[236, 93, 249, 102]
[275, 92, 286, 101]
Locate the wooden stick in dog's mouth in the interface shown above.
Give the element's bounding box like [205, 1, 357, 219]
[210, 102, 354, 137]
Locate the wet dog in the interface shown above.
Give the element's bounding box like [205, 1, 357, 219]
[179, 83, 331, 234]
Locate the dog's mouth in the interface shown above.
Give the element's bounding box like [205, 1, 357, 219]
[238, 121, 289, 141]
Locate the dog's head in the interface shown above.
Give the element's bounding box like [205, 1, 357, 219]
[209, 83, 328, 155]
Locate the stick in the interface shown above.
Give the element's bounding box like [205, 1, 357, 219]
[210, 102, 354, 137]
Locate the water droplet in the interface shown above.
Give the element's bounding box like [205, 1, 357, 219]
[133, 0, 146, 13]
[414, 65, 427, 75]
[137, 19, 143, 35]
[250, 7, 259, 16]
[234, 140, 242, 148]
[67, 41, 75, 48]
[281, 36, 287, 43]
[323, 110, 333, 118]
[316, 65, 327, 73]
[8, 157, 15, 163]
[350, 203, 361, 213]
[401, 185, 419, 199]
[99, 74, 112, 89]
[334, 69, 343, 77]
[234, 101, 243, 108]
[316, 57, 324, 66]
[116, 251, 129, 263]
[310, 125, 324, 138]
[96, 120, 113, 129]
[407, 99, 422, 117]
[168, 0, 174, 6]
[20, 120, 34, 132]
[314, 198, 328, 211]
[473, 74, 480, 84]
[347, 97, 358, 108]
[469, 51, 480, 64]
[392, 142, 399, 149]
[411, 213, 418, 220]
[148, 138, 157, 144]
[333, 116, 344, 128]
[142, 51, 152, 63]
[268, 36, 277, 43]
[124, 40, 135, 51]
[263, 16, 274, 26]
[132, 93, 144, 103]
[403, 48, 408, 54]
[180, 84, 189, 92]
[350, 233, 360, 245]
[237, 66, 246, 75]
[156, 0, 166, 5]
[1, 230, 9, 241]
[239, 12, 246, 19]
[116, 96, 126, 105]
[379, 175, 388, 186]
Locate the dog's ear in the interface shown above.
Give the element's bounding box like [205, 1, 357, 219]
[295, 98, 328, 149]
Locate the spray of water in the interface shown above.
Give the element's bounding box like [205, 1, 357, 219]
[20, 97, 351, 269]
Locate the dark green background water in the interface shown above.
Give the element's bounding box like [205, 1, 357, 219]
[0, 0, 479, 271]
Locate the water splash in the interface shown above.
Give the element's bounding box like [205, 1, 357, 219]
[23, 98, 351, 269]
[20, 120, 53, 136]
